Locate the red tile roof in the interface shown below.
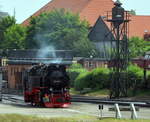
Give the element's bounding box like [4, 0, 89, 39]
[129, 15, 150, 38]
[79, 0, 114, 26]
[22, 0, 150, 38]
[22, 0, 114, 26]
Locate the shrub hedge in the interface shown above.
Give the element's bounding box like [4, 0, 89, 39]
[128, 64, 144, 89]
[74, 67, 110, 90]
[67, 63, 87, 87]
[74, 64, 148, 92]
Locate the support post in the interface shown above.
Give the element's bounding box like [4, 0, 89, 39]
[143, 68, 148, 88]
[115, 103, 122, 119]
[99, 104, 104, 119]
[130, 103, 138, 119]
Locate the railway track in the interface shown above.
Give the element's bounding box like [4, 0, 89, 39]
[1, 94, 150, 119]
[1, 94, 24, 103]
[71, 95, 150, 108]
[1, 94, 150, 108]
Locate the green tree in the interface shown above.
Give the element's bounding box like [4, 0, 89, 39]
[2, 24, 26, 49]
[25, 17, 39, 48]
[129, 37, 150, 58]
[26, 9, 97, 57]
[129, 9, 136, 15]
[0, 16, 16, 47]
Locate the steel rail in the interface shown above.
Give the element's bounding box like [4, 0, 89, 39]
[1, 94, 150, 108]
[71, 95, 150, 108]
[1, 94, 24, 103]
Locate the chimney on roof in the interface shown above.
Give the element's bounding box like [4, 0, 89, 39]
[144, 30, 148, 33]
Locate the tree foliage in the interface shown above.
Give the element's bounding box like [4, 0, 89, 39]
[26, 9, 97, 57]
[74, 64, 149, 95]
[129, 9, 136, 15]
[129, 37, 150, 58]
[67, 63, 87, 87]
[0, 16, 16, 47]
[74, 67, 110, 90]
[25, 17, 39, 48]
[2, 24, 26, 49]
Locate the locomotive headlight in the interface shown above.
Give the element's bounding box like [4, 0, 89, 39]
[49, 88, 53, 91]
[64, 88, 68, 91]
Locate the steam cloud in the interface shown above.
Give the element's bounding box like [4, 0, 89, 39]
[36, 42, 62, 64]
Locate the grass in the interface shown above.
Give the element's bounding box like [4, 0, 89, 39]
[70, 88, 109, 97]
[133, 89, 150, 97]
[70, 88, 81, 95]
[0, 114, 149, 122]
[71, 88, 150, 99]
[83, 89, 109, 97]
[0, 114, 95, 122]
[127, 89, 150, 100]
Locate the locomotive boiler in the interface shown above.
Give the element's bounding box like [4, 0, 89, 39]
[23, 63, 71, 108]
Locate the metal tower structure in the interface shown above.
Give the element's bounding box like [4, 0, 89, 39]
[106, 0, 130, 98]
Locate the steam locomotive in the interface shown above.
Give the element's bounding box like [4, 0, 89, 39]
[23, 64, 71, 108]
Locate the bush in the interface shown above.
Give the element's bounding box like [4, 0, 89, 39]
[74, 64, 145, 91]
[128, 64, 144, 88]
[69, 63, 83, 69]
[73, 63, 146, 96]
[74, 67, 110, 90]
[74, 72, 90, 90]
[91, 68, 110, 88]
[67, 63, 87, 87]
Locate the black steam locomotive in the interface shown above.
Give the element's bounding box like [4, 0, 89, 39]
[23, 64, 71, 108]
